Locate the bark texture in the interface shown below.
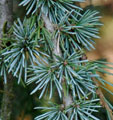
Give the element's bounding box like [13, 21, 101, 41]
[0, 0, 13, 120]
[1, 75, 14, 120]
[0, 0, 13, 38]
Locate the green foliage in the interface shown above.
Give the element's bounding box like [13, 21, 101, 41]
[56, 10, 102, 51]
[28, 62, 63, 99]
[0, 0, 113, 120]
[35, 99, 101, 120]
[2, 18, 42, 83]
[19, 0, 84, 23]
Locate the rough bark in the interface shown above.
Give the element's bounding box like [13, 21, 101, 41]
[42, 13, 73, 112]
[1, 74, 14, 120]
[0, 0, 13, 120]
[0, 0, 13, 38]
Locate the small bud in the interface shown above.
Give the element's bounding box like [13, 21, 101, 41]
[60, 104, 65, 111]
[64, 61, 68, 66]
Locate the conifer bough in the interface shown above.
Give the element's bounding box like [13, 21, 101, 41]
[0, 0, 113, 119]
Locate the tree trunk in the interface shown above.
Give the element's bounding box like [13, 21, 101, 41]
[0, 0, 13, 38]
[0, 0, 13, 120]
[1, 75, 14, 120]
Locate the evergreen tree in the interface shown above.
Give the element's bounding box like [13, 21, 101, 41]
[0, 0, 113, 119]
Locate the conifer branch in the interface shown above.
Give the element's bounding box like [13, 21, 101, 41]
[42, 13, 73, 112]
[42, 13, 61, 57]
[93, 78, 113, 120]
[81, 53, 113, 119]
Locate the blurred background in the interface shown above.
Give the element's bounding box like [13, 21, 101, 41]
[0, 0, 113, 119]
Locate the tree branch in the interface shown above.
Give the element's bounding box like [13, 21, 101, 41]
[41, 13, 73, 112]
[42, 13, 61, 57]
[93, 78, 113, 119]
[81, 54, 113, 119]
